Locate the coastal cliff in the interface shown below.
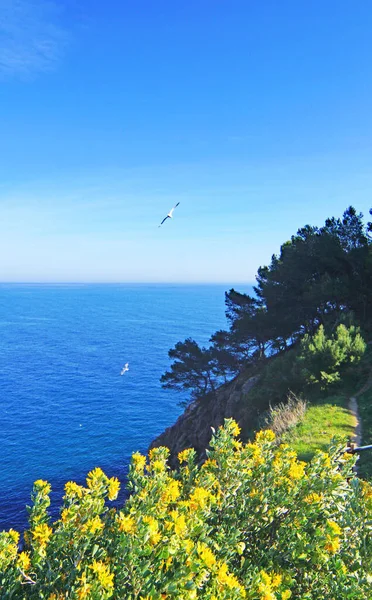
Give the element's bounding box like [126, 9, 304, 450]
[150, 370, 259, 464]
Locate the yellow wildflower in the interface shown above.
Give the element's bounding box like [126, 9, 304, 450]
[32, 523, 53, 545]
[183, 539, 194, 554]
[87, 467, 106, 490]
[117, 514, 136, 534]
[151, 460, 166, 473]
[34, 480, 51, 495]
[272, 573, 282, 588]
[197, 543, 216, 569]
[83, 516, 104, 535]
[189, 487, 212, 510]
[178, 448, 194, 463]
[161, 479, 180, 504]
[132, 452, 146, 471]
[282, 592, 292, 600]
[17, 551, 31, 571]
[8, 529, 20, 545]
[64, 481, 84, 498]
[77, 573, 92, 599]
[217, 562, 243, 591]
[288, 461, 305, 480]
[260, 570, 272, 587]
[107, 476, 120, 500]
[231, 421, 241, 437]
[303, 492, 322, 504]
[174, 513, 187, 537]
[327, 520, 342, 536]
[203, 458, 217, 469]
[143, 515, 159, 535]
[341, 451, 354, 461]
[256, 429, 276, 443]
[90, 560, 114, 590]
[150, 532, 161, 545]
[325, 535, 340, 554]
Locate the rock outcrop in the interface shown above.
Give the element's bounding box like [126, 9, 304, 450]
[149, 370, 259, 465]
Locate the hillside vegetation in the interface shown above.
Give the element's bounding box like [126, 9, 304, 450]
[2, 207, 372, 598]
[1, 420, 372, 599]
[160, 206, 372, 464]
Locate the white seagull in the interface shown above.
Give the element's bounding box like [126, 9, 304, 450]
[158, 202, 180, 227]
[120, 362, 129, 375]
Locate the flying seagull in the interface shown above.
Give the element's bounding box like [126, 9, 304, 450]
[158, 202, 180, 227]
[120, 363, 129, 375]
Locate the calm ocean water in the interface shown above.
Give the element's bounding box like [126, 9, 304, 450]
[0, 284, 249, 533]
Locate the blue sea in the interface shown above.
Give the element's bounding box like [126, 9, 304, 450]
[0, 283, 246, 533]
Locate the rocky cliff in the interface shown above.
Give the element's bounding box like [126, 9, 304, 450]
[149, 370, 259, 465]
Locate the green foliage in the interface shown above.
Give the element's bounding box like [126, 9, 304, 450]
[281, 394, 356, 462]
[1, 420, 372, 599]
[160, 338, 217, 401]
[161, 206, 372, 407]
[298, 324, 366, 389]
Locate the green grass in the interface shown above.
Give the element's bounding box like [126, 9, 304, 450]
[282, 394, 356, 462]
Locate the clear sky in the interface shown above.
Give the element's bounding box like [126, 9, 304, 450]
[1, 0, 372, 283]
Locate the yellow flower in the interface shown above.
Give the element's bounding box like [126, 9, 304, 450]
[178, 448, 194, 463]
[288, 461, 305, 480]
[231, 421, 241, 437]
[203, 458, 217, 469]
[259, 570, 272, 587]
[197, 543, 216, 569]
[282, 592, 292, 600]
[34, 479, 51, 495]
[77, 584, 92, 600]
[132, 452, 146, 472]
[341, 451, 354, 461]
[189, 487, 212, 511]
[256, 430, 276, 443]
[82, 516, 104, 534]
[32, 523, 53, 545]
[108, 476, 120, 501]
[61, 508, 72, 524]
[64, 481, 84, 498]
[161, 479, 181, 504]
[325, 535, 340, 554]
[87, 467, 106, 490]
[77, 573, 92, 599]
[272, 573, 282, 588]
[117, 514, 136, 534]
[303, 492, 322, 504]
[327, 520, 342, 536]
[183, 539, 194, 554]
[217, 562, 242, 589]
[90, 560, 114, 590]
[8, 529, 20, 545]
[173, 513, 187, 537]
[151, 460, 166, 473]
[143, 515, 159, 535]
[17, 551, 31, 571]
[150, 532, 161, 545]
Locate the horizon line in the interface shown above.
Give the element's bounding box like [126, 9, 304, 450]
[0, 280, 255, 286]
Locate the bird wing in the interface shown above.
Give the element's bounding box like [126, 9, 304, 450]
[168, 202, 180, 218]
[159, 215, 170, 226]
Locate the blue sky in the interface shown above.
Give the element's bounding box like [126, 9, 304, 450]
[1, 0, 372, 283]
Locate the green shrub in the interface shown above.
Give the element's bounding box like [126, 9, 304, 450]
[298, 324, 366, 389]
[1, 420, 372, 599]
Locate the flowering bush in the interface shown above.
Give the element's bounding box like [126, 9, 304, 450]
[1, 419, 371, 599]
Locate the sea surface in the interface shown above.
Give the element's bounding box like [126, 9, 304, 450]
[0, 283, 250, 533]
